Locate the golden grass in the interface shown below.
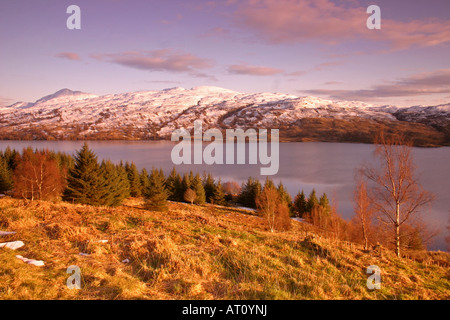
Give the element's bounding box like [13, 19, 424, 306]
[0, 197, 448, 300]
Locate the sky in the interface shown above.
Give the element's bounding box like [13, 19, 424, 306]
[1, 0, 450, 107]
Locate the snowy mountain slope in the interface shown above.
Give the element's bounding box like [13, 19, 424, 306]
[0, 87, 448, 146]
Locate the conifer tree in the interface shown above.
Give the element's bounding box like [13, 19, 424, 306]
[293, 190, 307, 217]
[144, 168, 168, 211]
[63, 143, 108, 206]
[191, 173, 206, 205]
[203, 173, 216, 203]
[319, 193, 331, 216]
[166, 167, 183, 201]
[277, 182, 293, 215]
[212, 179, 226, 206]
[116, 163, 131, 201]
[0, 157, 13, 192]
[140, 168, 150, 197]
[2, 147, 18, 171]
[100, 160, 129, 207]
[306, 189, 319, 213]
[237, 177, 261, 208]
[263, 177, 275, 190]
[126, 162, 141, 197]
[181, 172, 192, 197]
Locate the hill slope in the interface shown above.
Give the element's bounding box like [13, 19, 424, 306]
[0, 198, 448, 300]
[0, 87, 449, 146]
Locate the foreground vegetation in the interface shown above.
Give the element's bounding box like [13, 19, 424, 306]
[0, 197, 448, 300]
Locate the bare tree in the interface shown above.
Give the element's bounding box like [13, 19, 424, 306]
[13, 148, 64, 201]
[361, 132, 434, 257]
[353, 176, 374, 250]
[183, 188, 196, 205]
[223, 181, 241, 196]
[256, 185, 291, 232]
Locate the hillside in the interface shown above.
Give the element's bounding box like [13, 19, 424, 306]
[0, 87, 449, 146]
[0, 197, 448, 300]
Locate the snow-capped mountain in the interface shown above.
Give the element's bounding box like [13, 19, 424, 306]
[1, 86, 449, 146]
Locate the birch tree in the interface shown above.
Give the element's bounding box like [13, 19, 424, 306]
[361, 133, 434, 257]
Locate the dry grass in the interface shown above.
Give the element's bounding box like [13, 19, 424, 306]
[0, 197, 448, 300]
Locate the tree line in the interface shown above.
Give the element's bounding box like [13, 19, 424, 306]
[0, 144, 245, 209]
[0, 143, 334, 230]
[0, 133, 437, 256]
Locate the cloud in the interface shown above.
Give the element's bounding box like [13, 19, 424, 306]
[286, 60, 343, 77]
[302, 69, 450, 100]
[228, 63, 283, 76]
[232, 0, 450, 50]
[141, 80, 183, 84]
[55, 52, 81, 61]
[92, 49, 214, 77]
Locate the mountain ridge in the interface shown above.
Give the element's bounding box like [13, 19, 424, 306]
[1, 87, 449, 146]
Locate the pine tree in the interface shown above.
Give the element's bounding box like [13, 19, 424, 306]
[293, 190, 307, 217]
[140, 168, 150, 197]
[203, 173, 216, 203]
[263, 177, 275, 190]
[277, 182, 293, 215]
[2, 147, 19, 171]
[144, 168, 168, 211]
[191, 173, 206, 205]
[166, 167, 183, 201]
[306, 189, 319, 213]
[319, 193, 331, 216]
[125, 162, 141, 197]
[181, 172, 192, 197]
[100, 160, 129, 207]
[0, 157, 13, 192]
[212, 179, 226, 206]
[63, 143, 109, 206]
[116, 163, 131, 202]
[237, 177, 261, 208]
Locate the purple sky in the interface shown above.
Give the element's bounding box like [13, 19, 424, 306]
[1, 0, 449, 107]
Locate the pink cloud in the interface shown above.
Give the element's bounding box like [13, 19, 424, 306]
[303, 68, 450, 100]
[228, 63, 283, 75]
[232, 0, 450, 50]
[286, 60, 343, 77]
[323, 81, 342, 85]
[55, 52, 81, 61]
[93, 49, 214, 76]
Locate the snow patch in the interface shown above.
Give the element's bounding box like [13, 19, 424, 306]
[0, 240, 24, 250]
[16, 255, 45, 267]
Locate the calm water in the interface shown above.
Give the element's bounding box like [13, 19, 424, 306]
[1, 140, 448, 251]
